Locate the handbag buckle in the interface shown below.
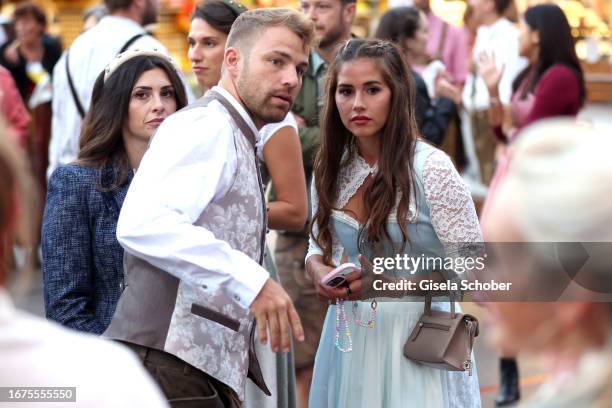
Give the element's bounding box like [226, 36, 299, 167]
[463, 359, 472, 376]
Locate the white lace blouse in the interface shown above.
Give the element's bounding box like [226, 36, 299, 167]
[306, 143, 483, 266]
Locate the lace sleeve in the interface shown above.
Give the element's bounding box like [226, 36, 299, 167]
[423, 150, 483, 244]
[423, 150, 485, 289]
[305, 177, 343, 266]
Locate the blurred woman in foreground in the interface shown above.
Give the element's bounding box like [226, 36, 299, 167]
[0, 127, 169, 407]
[483, 119, 612, 408]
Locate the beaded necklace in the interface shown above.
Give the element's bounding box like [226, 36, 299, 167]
[334, 299, 352, 352]
[334, 299, 378, 352]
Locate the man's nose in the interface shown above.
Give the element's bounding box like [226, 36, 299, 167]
[282, 66, 300, 89]
[305, 8, 317, 21]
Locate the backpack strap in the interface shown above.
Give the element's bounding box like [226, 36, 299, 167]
[118, 32, 151, 53]
[65, 32, 153, 119]
[65, 51, 86, 119]
[434, 21, 449, 61]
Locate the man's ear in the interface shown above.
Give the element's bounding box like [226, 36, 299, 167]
[224, 47, 241, 77]
[343, 3, 356, 25]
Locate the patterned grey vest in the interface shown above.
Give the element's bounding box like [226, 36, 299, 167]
[103, 91, 269, 401]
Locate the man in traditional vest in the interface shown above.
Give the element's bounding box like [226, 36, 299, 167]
[104, 8, 313, 407]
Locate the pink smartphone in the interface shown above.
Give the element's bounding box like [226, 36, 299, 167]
[322, 263, 360, 288]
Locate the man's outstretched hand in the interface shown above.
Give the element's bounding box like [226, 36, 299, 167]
[250, 278, 305, 353]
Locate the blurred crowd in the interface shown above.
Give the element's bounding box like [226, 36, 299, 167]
[0, 0, 610, 408]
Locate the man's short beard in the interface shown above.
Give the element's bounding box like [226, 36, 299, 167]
[250, 100, 287, 124]
[241, 88, 288, 124]
[318, 23, 346, 50]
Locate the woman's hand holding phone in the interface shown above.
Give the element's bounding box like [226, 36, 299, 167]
[306, 255, 365, 301]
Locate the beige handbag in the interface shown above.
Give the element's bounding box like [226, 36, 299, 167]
[403, 293, 479, 375]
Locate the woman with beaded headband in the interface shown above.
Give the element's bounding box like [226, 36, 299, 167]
[42, 50, 188, 335]
[187, 2, 307, 407]
[306, 38, 482, 407]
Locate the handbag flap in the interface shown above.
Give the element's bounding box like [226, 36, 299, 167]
[404, 310, 480, 366]
[405, 310, 463, 363]
[419, 310, 465, 351]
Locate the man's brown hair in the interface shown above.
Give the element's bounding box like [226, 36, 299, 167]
[13, 2, 47, 27]
[104, 0, 134, 12]
[226, 7, 314, 52]
[493, 0, 513, 16]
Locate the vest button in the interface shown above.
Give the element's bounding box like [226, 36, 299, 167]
[119, 281, 124, 291]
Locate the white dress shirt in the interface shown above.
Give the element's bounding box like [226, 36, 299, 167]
[0, 289, 168, 408]
[462, 17, 528, 111]
[48, 15, 194, 179]
[117, 86, 269, 310]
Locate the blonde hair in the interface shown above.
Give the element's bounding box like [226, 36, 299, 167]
[506, 119, 612, 242]
[226, 7, 314, 52]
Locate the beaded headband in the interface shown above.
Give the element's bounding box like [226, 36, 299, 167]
[103, 48, 177, 82]
[220, 0, 247, 15]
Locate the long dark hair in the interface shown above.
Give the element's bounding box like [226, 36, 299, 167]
[513, 4, 585, 105]
[312, 39, 418, 265]
[191, 0, 245, 35]
[77, 55, 188, 191]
